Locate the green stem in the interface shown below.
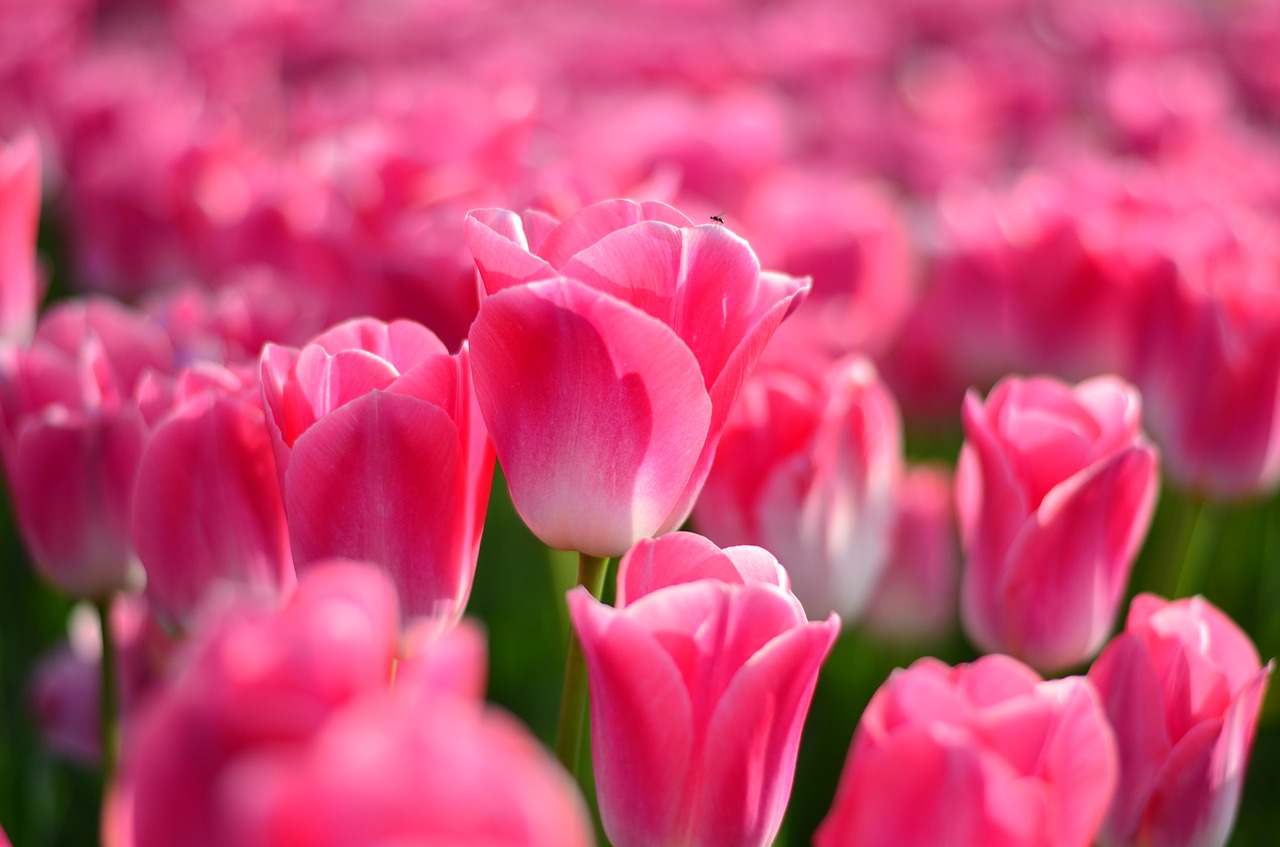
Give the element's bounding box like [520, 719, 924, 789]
[555, 552, 609, 776]
[1172, 497, 1221, 599]
[95, 595, 118, 786]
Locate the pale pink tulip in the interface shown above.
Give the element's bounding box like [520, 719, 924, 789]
[260, 317, 493, 624]
[695, 354, 902, 622]
[132, 363, 294, 629]
[0, 131, 40, 345]
[1089, 594, 1272, 847]
[466, 198, 809, 557]
[864, 464, 959, 642]
[957, 375, 1159, 671]
[816, 654, 1118, 847]
[569, 539, 838, 847]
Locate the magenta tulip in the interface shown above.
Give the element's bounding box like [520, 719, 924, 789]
[1088, 594, 1272, 847]
[466, 198, 809, 556]
[695, 354, 902, 622]
[260, 317, 493, 625]
[569, 534, 838, 847]
[133, 364, 294, 629]
[957, 375, 1159, 671]
[816, 654, 1118, 847]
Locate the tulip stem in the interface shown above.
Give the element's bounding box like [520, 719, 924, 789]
[555, 552, 609, 777]
[1172, 496, 1221, 599]
[95, 595, 119, 785]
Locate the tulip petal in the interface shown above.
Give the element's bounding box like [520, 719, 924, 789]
[695, 615, 838, 847]
[569, 588, 693, 847]
[537, 199, 693, 269]
[470, 278, 711, 556]
[134, 394, 294, 625]
[465, 208, 559, 293]
[286, 391, 471, 621]
[14, 410, 145, 596]
[999, 445, 1158, 670]
[617, 532, 787, 607]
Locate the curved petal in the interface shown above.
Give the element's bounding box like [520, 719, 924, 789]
[537, 199, 693, 269]
[616, 533, 786, 607]
[134, 394, 294, 626]
[569, 588, 693, 847]
[999, 445, 1157, 671]
[470, 278, 711, 556]
[694, 615, 838, 847]
[307, 317, 447, 369]
[285, 391, 472, 623]
[1032, 678, 1118, 847]
[657, 271, 810, 535]
[259, 343, 298, 489]
[1089, 634, 1173, 842]
[464, 208, 559, 294]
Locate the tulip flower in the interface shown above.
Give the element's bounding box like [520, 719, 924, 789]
[957, 375, 1159, 671]
[863, 464, 959, 642]
[568, 534, 838, 847]
[132, 363, 294, 629]
[1088, 594, 1272, 847]
[816, 654, 1118, 847]
[260, 317, 493, 624]
[466, 198, 809, 557]
[0, 298, 173, 596]
[694, 354, 902, 622]
[124, 562, 594, 847]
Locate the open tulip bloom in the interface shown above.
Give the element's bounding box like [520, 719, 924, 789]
[465, 199, 810, 558]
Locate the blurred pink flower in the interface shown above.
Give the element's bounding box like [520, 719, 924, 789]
[0, 131, 40, 345]
[124, 561, 593, 847]
[816, 654, 1118, 847]
[0, 298, 173, 596]
[1088, 594, 1272, 847]
[261, 317, 493, 625]
[863, 463, 959, 642]
[569, 533, 837, 847]
[132, 362, 294, 629]
[466, 198, 808, 557]
[957, 375, 1159, 671]
[695, 354, 902, 622]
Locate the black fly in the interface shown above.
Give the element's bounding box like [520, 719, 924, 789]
[710, 214, 726, 224]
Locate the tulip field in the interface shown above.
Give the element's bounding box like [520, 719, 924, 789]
[3, 0, 1280, 845]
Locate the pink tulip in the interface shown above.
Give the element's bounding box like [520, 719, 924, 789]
[864, 464, 959, 642]
[694, 354, 902, 621]
[260, 317, 493, 625]
[816, 654, 1118, 847]
[1130, 219, 1280, 498]
[125, 561, 594, 847]
[466, 198, 809, 557]
[132, 363, 294, 629]
[0, 131, 40, 345]
[957, 375, 1159, 671]
[0, 298, 173, 596]
[1088, 594, 1272, 847]
[568, 536, 838, 847]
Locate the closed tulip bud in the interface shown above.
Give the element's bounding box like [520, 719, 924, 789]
[1088, 594, 1272, 847]
[569, 533, 837, 847]
[695, 354, 902, 623]
[260, 317, 494, 626]
[957, 375, 1159, 671]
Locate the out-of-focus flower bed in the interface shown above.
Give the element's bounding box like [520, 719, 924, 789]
[1, 0, 1279, 844]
